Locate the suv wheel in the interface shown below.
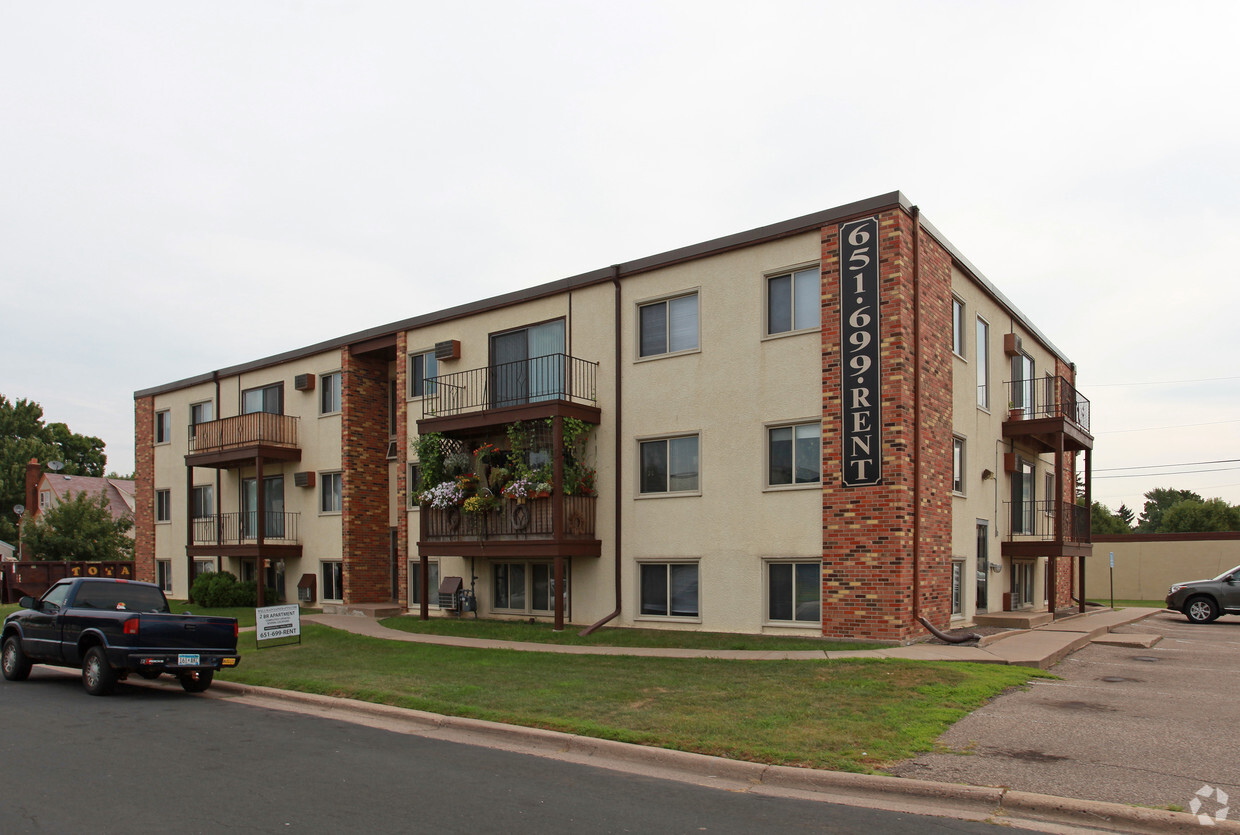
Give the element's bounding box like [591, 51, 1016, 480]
[1185, 596, 1219, 624]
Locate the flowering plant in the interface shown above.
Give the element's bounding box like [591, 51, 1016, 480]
[473, 441, 500, 463]
[463, 495, 499, 514]
[419, 480, 464, 509]
[502, 478, 533, 500]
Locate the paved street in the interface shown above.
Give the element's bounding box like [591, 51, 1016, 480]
[891, 611, 1240, 811]
[0, 668, 998, 834]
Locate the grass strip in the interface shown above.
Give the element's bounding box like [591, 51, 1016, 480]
[379, 614, 893, 651]
[219, 623, 1050, 773]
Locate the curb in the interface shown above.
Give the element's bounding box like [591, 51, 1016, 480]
[205, 678, 1233, 834]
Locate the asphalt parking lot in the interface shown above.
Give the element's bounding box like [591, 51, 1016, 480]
[891, 610, 1240, 814]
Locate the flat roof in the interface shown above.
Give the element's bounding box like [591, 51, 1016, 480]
[135, 191, 1069, 399]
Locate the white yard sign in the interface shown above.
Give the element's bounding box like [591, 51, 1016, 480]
[256, 604, 301, 642]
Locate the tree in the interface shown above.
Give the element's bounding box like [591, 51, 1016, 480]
[0, 394, 108, 544]
[22, 490, 134, 561]
[1116, 504, 1135, 527]
[1136, 487, 1204, 533]
[1160, 498, 1240, 533]
[1091, 502, 1132, 535]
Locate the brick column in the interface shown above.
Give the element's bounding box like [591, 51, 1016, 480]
[819, 208, 953, 642]
[134, 396, 156, 583]
[341, 347, 391, 603]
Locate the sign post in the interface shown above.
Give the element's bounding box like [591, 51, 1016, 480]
[1109, 551, 1115, 610]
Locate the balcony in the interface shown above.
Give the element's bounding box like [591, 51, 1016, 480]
[418, 353, 600, 435]
[419, 496, 600, 558]
[187, 512, 303, 559]
[1002, 500, 1092, 558]
[1003, 376, 1093, 454]
[186, 413, 302, 468]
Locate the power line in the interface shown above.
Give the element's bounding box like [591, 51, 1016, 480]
[1095, 458, 1240, 473]
[1096, 419, 1240, 434]
[1094, 466, 1240, 479]
[1091, 375, 1240, 388]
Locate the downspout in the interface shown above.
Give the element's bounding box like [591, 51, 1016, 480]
[579, 265, 623, 636]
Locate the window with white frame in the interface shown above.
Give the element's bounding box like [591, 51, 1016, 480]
[767, 422, 821, 486]
[155, 489, 171, 523]
[320, 471, 342, 514]
[766, 561, 820, 624]
[639, 435, 699, 494]
[409, 559, 439, 607]
[193, 558, 216, 579]
[157, 560, 173, 592]
[192, 485, 213, 518]
[766, 266, 820, 335]
[639, 562, 699, 618]
[952, 436, 966, 494]
[952, 298, 966, 357]
[951, 561, 964, 615]
[155, 410, 172, 444]
[638, 293, 698, 357]
[39, 490, 50, 509]
[975, 317, 990, 409]
[408, 351, 437, 398]
[322, 561, 343, 601]
[320, 372, 342, 415]
[189, 401, 214, 438]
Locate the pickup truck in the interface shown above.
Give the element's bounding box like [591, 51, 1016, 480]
[2, 577, 240, 696]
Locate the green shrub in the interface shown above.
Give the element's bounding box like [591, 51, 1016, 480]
[189, 572, 279, 608]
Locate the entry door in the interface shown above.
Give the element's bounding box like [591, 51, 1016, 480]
[976, 522, 989, 613]
[489, 320, 565, 408]
[241, 475, 285, 538]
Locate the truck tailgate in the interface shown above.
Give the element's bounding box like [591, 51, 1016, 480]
[138, 614, 237, 651]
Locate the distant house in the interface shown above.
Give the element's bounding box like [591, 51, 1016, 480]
[29, 469, 136, 532]
[0, 540, 14, 561]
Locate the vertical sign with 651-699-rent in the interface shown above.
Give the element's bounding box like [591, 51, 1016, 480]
[840, 216, 881, 487]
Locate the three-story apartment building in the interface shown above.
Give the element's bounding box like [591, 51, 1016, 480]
[134, 192, 1093, 642]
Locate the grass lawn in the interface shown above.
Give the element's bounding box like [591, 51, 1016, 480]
[379, 614, 893, 652]
[218, 624, 1051, 773]
[1087, 599, 1168, 609]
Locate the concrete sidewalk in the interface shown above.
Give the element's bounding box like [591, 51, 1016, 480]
[303, 605, 1164, 669]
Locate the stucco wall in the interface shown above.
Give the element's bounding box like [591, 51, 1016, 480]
[1086, 535, 1240, 601]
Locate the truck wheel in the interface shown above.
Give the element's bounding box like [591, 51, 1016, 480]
[82, 646, 117, 696]
[1185, 596, 1219, 624]
[179, 669, 214, 693]
[2, 636, 32, 681]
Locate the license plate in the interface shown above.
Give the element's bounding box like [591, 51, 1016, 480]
[178, 654, 200, 667]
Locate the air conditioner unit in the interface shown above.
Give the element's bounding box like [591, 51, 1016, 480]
[435, 339, 461, 360]
[293, 471, 315, 488]
[294, 374, 315, 391]
[1003, 333, 1023, 357]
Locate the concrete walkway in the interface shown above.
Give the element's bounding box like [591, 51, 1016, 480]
[303, 605, 1164, 669]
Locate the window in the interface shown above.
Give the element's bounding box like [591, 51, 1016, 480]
[192, 485, 213, 518]
[193, 559, 216, 579]
[952, 436, 966, 494]
[767, 422, 821, 486]
[952, 298, 966, 357]
[241, 475, 285, 538]
[639, 435, 699, 494]
[410, 559, 439, 607]
[1012, 561, 1035, 607]
[320, 372, 341, 415]
[409, 351, 437, 398]
[639, 562, 699, 618]
[490, 320, 566, 407]
[1045, 473, 1056, 516]
[189, 401, 214, 438]
[767, 267, 819, 335]
[408, 463, 421, 508]
[975, 317, 990, 409]
[155, 489, 171, 523]
[242, 382, 283, 415]
[1011, 352, 1034, 415]
[639, 293, 698, 357]
[320, 472, 342, 514]
[39, 490, 50, 509]
[157, 560, 173, 593]
[155, 410, 171, 444]
[388, 379, 397, 435]
[493, 562, 567, 614]
[767, 561, 820, 624]
[1011, 458, 1035, 535]
[322, 561, 343, 601]
[951, 561, 964, 615]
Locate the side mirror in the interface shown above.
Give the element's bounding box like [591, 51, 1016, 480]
[18, 596, 39, 610]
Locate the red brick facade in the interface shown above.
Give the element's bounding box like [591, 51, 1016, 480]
[820, 208, 954, 642]
[134, 396, 155, 583]
[394, 332, 409, 607]
[341, 347, 393, 603]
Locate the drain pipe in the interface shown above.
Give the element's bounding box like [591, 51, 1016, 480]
[579, 265, 624, 636]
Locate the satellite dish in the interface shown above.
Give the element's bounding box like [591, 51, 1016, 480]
[13, 504, 24, 516]
[48, 461, 65, 472]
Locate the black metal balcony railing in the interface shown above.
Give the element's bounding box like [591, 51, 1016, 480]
[1005, 500, 1090, 543]
[423, 496, 596, 540]
[191, 512, 301, 546]
[422, 353, 598, 418]
[188, 413, 300, 455]
[1004, 376, 1090, 433]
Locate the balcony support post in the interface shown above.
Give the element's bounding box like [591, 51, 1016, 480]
[552, 415, 565, 629]
[185, 464, 195, 594]
[256, 455, 266, 609]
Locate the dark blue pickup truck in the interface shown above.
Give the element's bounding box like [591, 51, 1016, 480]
[2, 577, 240, 696]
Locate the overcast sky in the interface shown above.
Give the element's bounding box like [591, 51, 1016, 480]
[2, 1, 1237, 517]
